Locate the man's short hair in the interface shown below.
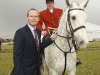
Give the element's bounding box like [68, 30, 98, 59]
[46, 0, 54, 3]
[27, 8, 39, 17]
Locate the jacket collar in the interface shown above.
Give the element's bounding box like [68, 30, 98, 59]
[46, 8, 56, 14]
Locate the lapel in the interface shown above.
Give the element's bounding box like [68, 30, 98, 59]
[25, 25, 41, 52]
[53, 8, 56, 14]
[25, 25, 41, 51]
[36, 28, 41, 47]
[46, 9, 52, 16]
[25, 25, 35, 44]
[36, 28, 41, 39]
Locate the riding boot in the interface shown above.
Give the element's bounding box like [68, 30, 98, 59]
[76, 58, 82, 66]
[76, 61, 82, 66]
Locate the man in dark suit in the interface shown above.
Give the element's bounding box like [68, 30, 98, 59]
[10, 8, 57, 75]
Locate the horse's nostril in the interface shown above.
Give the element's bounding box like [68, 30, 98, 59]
[79, 41, 84, 44]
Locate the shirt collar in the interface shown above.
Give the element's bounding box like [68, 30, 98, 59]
[27, 24, 36, 32]
[49, 9, 53, 13]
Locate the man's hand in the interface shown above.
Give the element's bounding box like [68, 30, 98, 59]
[50, 29, 58, 41]
[41, 31, 47, 36]
[48, 27, 56, 34]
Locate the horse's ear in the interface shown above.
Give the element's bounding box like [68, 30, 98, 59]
[65, 0, 71, 6]
[81, 0, 89, 8]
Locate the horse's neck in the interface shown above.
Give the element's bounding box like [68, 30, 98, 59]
[58, 7, 69, 36]
[55, 7, 73, 51]
[57, 7, 69, 40]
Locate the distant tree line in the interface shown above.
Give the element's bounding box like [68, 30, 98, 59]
[2, 38, 13, 43]
[0, 37, 2, 51]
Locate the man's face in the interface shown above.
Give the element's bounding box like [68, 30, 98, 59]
[46, 2, 54, 10]
[27, 10, 39, 27]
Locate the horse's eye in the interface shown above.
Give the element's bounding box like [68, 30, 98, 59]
[72, 16, 76, 20]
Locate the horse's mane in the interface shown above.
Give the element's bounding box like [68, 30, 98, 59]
[59, 7, 69, 24]
[58, 7, 69, 35]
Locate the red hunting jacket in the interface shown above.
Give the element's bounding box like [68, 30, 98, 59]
[37, 8, 63, 33]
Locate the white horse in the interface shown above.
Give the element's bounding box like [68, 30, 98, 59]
[41, 0, 89, 75]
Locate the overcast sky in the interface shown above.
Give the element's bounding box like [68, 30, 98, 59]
[0, 0, 100, 38]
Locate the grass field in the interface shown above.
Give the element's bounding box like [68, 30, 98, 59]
[0, 42, 100, 75]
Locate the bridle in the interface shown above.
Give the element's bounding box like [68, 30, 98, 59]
[54, 8, 86, 75]
[67, 8, 85, 37]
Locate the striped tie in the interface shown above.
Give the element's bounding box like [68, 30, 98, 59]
[34, 29, 38, 50]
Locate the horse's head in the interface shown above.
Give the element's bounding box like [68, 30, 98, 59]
[64, 0, 89, 49]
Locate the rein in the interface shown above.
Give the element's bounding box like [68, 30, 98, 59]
[53, 35, 76, 75]
[53, 8, 85, 75]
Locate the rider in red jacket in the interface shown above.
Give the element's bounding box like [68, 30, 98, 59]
[37, 0, 63, 35]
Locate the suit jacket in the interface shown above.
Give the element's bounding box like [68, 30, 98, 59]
[37, 8, 63, 33]
[10, 25, 53, 75]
